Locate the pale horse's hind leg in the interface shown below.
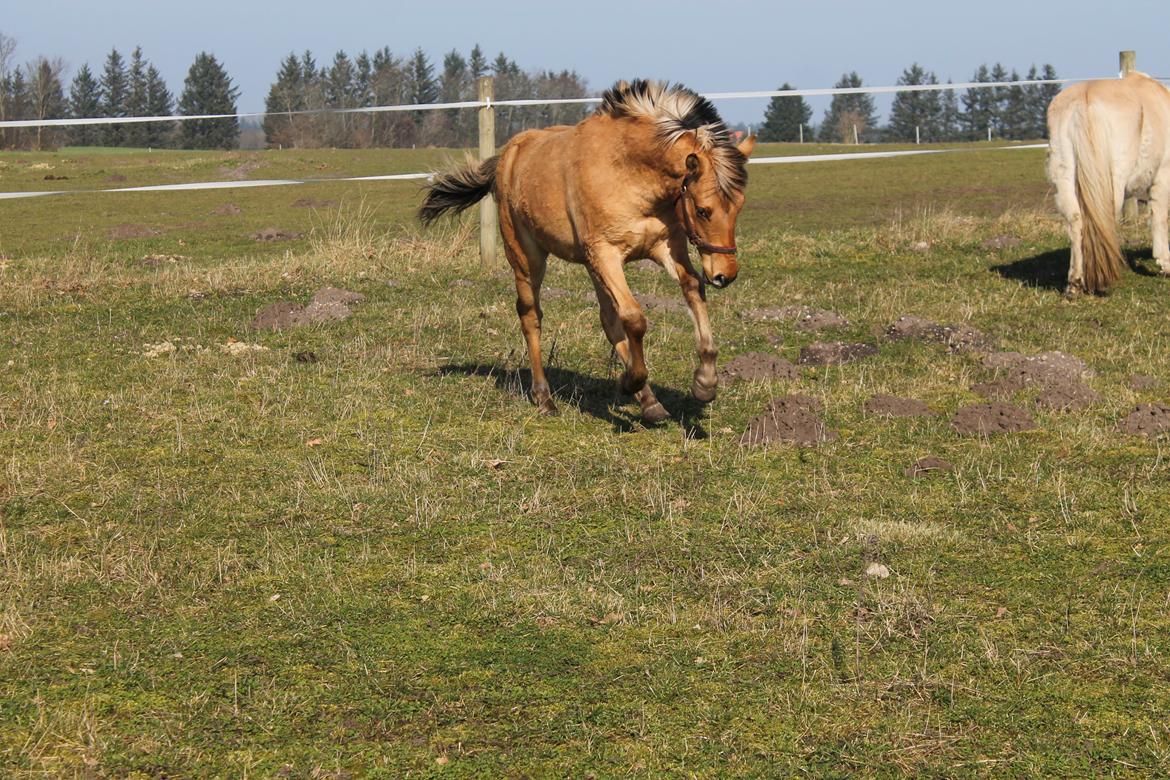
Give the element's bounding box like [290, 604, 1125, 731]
[499, 206, 557, 414]
[589, 273, 669, 423]
[651, 236, 718, 403]
[1150, 167, 1170, 275]
[1050, 151, 1086, 296]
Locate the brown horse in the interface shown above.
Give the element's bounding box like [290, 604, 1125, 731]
[419, 80, 755, 422]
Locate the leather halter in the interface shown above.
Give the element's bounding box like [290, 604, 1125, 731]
[674, 175, 737, 255]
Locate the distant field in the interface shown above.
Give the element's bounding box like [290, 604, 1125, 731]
[2, 143, 1169, 777]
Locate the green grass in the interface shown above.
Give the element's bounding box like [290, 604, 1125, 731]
[1, 144, 1169, 777]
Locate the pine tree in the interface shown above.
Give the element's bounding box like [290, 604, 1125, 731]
[819, 72, 878, 143]
[1036, 64, 1061, 139]
[408, 48, 438, 105]
[6, 67, 29, 148]
[263, 52, 304, 148]
[939, 82, 961, 141]
[177, 52, 239, 149]
[437, 49, 469, 146]
[468, 44, 488, 80]
[759, 83, 811, 142]
[124, 47, 149, 147]
[988, 63, 1010, 137]
[99, 48, 128, 146]
[888, 64, 942, 142]
[961, 64, 996, 141]
[1000, 69, 1031, 140]
[144, 65, 174, 147]
[68, 64, 103, 146]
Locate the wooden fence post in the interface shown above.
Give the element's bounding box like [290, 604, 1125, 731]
[1120, 51, 1139, 222]
[477, 76, 497, 266]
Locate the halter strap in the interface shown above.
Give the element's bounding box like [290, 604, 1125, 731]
[675, 177, 737, 255]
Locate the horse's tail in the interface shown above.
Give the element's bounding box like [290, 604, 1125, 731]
[418, 155, 499, 226]
[1071, 105, 1124, 294]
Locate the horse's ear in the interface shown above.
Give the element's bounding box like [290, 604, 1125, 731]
[737, 134, 757, 158]
[685, 153, 700, 173]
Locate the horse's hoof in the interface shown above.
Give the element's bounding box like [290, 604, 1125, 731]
[641, 402, 670, 424]
[691, 378, 717, 403]
[536, 397, 559, 416]
[1063, 285, 1082, 301]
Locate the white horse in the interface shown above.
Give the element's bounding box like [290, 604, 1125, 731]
[1046, 72, 1170, 295]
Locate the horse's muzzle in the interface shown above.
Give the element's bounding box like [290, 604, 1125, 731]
[706, 271, 736, 289]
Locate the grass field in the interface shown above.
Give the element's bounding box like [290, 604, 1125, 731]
[2, 142, 1170, 778]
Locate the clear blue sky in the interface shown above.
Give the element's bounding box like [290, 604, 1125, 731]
[5, 0, 1169, 126]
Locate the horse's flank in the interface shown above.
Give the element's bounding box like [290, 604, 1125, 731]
[1047, 72, 1170, 294]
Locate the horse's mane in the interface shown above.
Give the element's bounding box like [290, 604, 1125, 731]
[596, 79, 747, 198]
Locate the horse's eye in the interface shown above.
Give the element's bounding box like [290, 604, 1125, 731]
[697, 207, 712, 220]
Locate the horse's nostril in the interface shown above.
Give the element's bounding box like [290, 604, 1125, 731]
[712, 274, 729, 288]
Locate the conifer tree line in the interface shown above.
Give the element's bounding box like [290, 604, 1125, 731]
[0, 31, 238, 150]
[262, 45, 589, 149]
[759, 62, 1061, 144]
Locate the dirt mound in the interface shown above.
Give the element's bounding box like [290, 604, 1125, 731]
[252, 227, 302, 242]
[981, 235, 1022, 251]
[634, 292, 686, 313]
[905, 457, 954, 477]
[741, 394, 836, 446]
[292, 197, 338, 209]
[212, 203, 242, 216]
[109, 223, 162, 240]
[1034, 383, 1102, 411]
[745, 305, 850, 332]
[106, 173, 127, 183]
[973, 351, 1096, 410]
[951, 402, 1037, 435]
[1130, 375, 1160, 391]
[720, 353, 799, 381]
[885, 315, 992, 353]
[798, 341, 878, 366]
[251, 287, 366, 331]
[1118, 404, 1170, 437]
[864, 394, 933, 418]
[221, 161, 261, 180]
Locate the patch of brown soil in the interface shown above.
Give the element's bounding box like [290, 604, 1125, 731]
[745, 305, 850, 332]
[720, 353, 799, 382]
[905, 457, 954, 477]
[634, 292, 687, 313]
[864, 394, 933, 418]
[212, 203, 242, 216]
[109, 223, 162, 240]
[541, 287, 574, 300]
[951, 402, 1037, 435]
[292, 197, 338, 209]
[981, 235, 1022, 251]
[449, 278, 475, 288]
[885, 315, 992, 353]
[220, 161, 262, 180]
[252, 227, 302, 242]
[138, 254, 188, 268]
[43, 174, 69, 181]
[251, 287, 366, 331]
[1129, 374, 1160, 391]
[798, 341, 878, 366]
[982, 350, 1089, 380]
[741, 394, 837, 446]
[1118, 404, 1170, 437]
[105, 173, 127, 183]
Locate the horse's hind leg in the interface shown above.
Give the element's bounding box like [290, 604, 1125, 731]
[499, 209, 556, 414]
[590, 274, 669, 423]
[1052, 167, 1086, 296]
[1150, 170, 1170, 274]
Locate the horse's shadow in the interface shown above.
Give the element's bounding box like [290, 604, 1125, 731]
[991, 247, 1162, 292]
[437, 362, 710, 438]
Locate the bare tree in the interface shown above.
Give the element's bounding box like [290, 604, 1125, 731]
[26, 56, 68, 150]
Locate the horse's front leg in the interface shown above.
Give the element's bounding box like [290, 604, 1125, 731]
[588, 246, 652, 398]
[651, 238, 718, 403]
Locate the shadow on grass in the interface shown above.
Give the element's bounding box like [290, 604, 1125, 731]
[991, 247, 1164, 292]
[438, 363, 710, 438]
